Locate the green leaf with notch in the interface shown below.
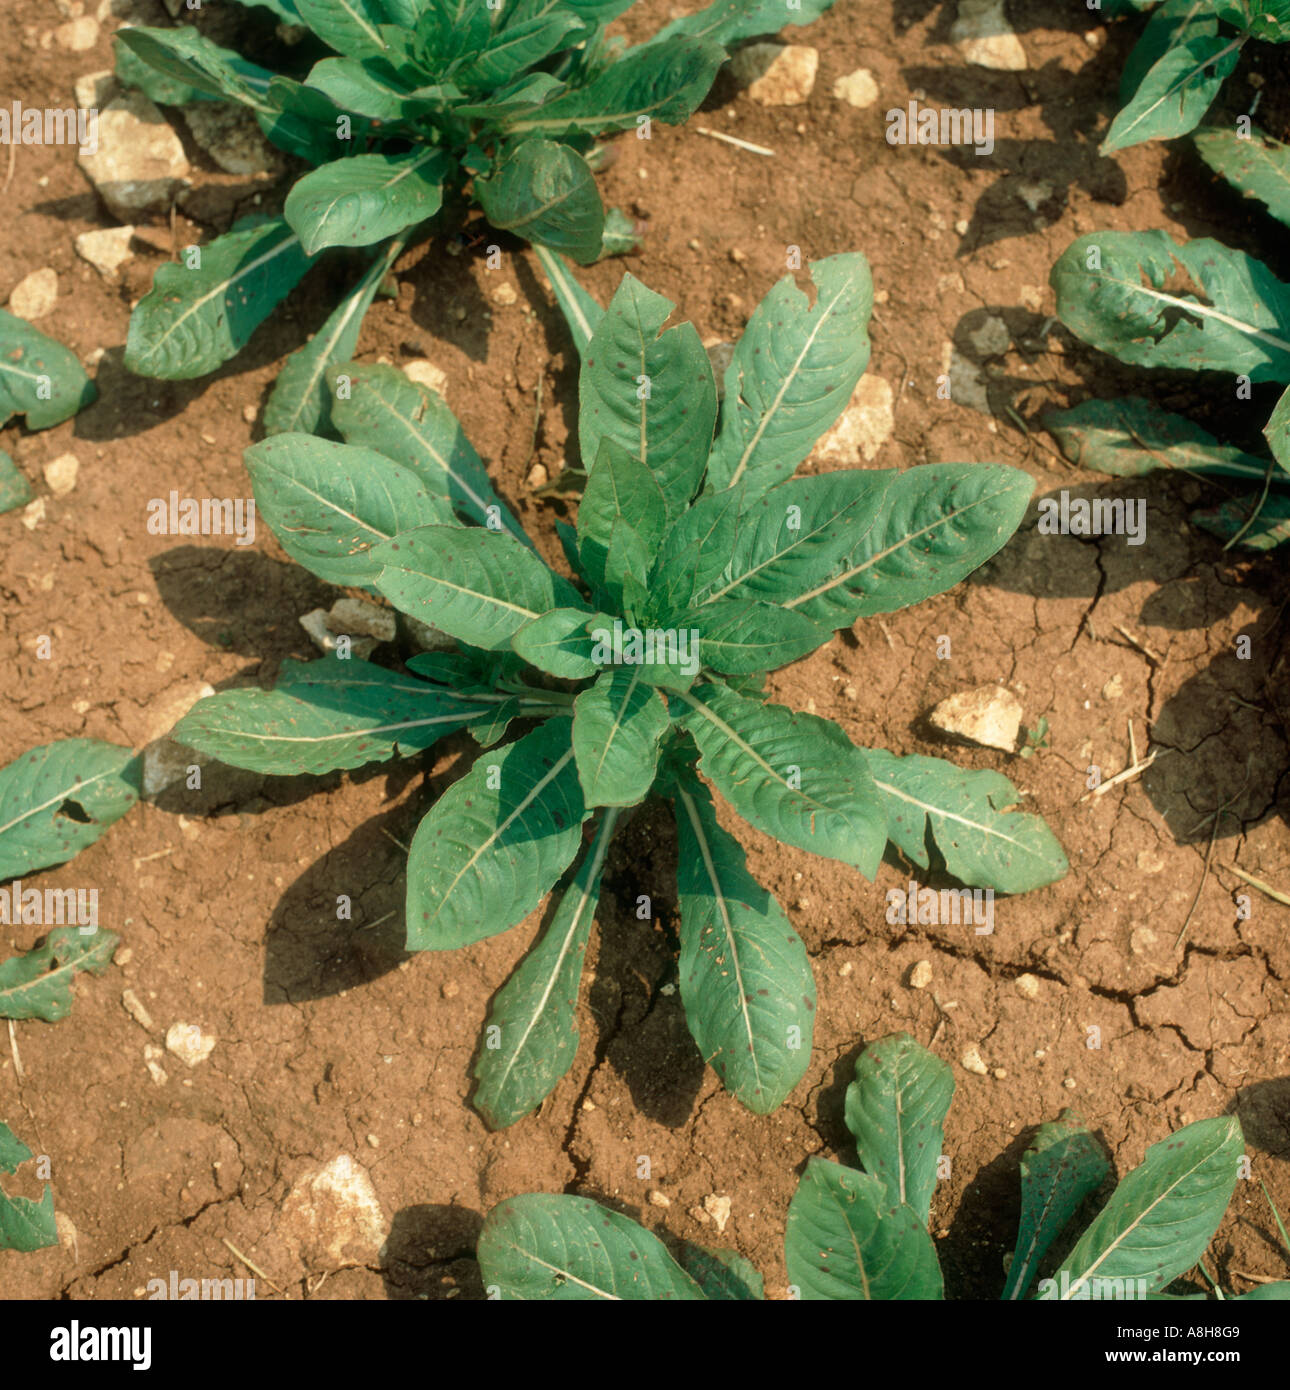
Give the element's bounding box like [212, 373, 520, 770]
[246, 433, 452, 587]
[473, 808, 618, 1129]
[844, 1032, 954, 1226]
[707, 253, 873, 497]
[572, 668, 669, 805]
[672, 775, 814, 1112]
[863, 750, 1068, 894]
[0, 1122, 56, 1253]
[785, 1157, 944, 1300]
[676, 683, 886, 876]
[125, 217, 313, 380]
[0, 927, 120, 1023]
[580, 275, 716, 519]
[374, 525, 586, 650]
[0, 741, 142, 882]
[478, 1193, 706, 1299]
[405, 719, 588, 950]
[1051, 230, 1290, 383]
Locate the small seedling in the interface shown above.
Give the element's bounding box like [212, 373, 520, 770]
[173, 253, 1067, 1126]
[1017, 716, 1049, 759]
[477, 1032, 1290, 1300]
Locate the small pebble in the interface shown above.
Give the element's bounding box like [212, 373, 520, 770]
[961, 1045, 989, 1076]
[909, 960, 933, 990]
[1014, 973, 1039, 999]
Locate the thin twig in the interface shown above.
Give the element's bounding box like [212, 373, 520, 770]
[1222, 458, 1276, 552]
[380, 827, 411, 854]
[1080, 747, 1164, 802]
[1175, 773, 1251, 948]
[1259, 1178, 1290, 1257]
[694, 127, 775, 157]
[1222, 862, 1290, 908]
[7, 1018, 22, 1082]
[1114, 624, 1163, 665]
[2, 140, 15, 197]
[222, 1238, 286, 1295]
[1127, 718, 1138, 768]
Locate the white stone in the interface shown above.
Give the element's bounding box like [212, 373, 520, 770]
[929, 685, 1024, 753]
[9, 268, 59, 321]
[1015, 973, 1040, 999]
[402, 359, 448, 397]
[75, 225, 135, 280]
[43, 453, 79, 497]
[811, 374, 894, 464]
[961, 1045, 989, 1076]
[142, 678, 215, 746]
[703, 1194, 732, 1234]
[276, 1155, 388, 1270]
[967, 314, 1010, 358]
[73, 69, 116, 111]
[952, 0, 1027, 71]
[730, 44, 818, 107]
[491, 282, 518, 307]
[55, 16, 99, 51]
[326, 597, 396, 644]
[909, 960, 933, 990]
[833, 68, 879, 108]
[165, 1021, 216, 1067]
[78, 91, 190, 221]
[300, 608, 377, 660]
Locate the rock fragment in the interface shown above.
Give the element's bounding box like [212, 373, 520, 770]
[730, 44, 818, 106]
[78, 91, 190, 220]
[929, 685, 1023, 753]
[8, 268, 59, 321]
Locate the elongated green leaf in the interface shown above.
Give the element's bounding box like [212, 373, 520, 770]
[295, 0, 392, 58]
[1047, 1117, 1242, 1299]
[692, 598, 828, 673]
[476, 140, 605, 264]
[534, 245, 603, 357]
[580, 276, 716, 519]
[863, 750, 1067, 895]
[328, 361, 530, 545]
[285, 148, 451, 256]
[1102, 9, 1240, 154]
[1003, 1111, 1111, 1301]
[454, 11, 584, 89]
[0, 1122, 56, 1253]
[478, 1193, 706, 1300]
[172, 656, 494, 775]
[1193, 490, 1290, 548]
[1195, 125, 1290, 229]
[577, 438, 669, 590]
[780, 464, 1033, 628]
[695, 471, 886, 609]
[473, 809, 618, 1129]
[1046, 397, 1277, 483]
[785, 1158, 944, 1300]
[374, 525, 585, 650]
[677, 683, 886, 876]
[0, 310, 96, 430]
[125, 218, 313, 380]
[0, 453, 32, 514]
[707, 253, 873, 496]
[114, 26, 276, 109]
[650, 0, 836, 45]
[247, 434, 452, 587]
[304, 56, 460, 122]
[1051, 230, 1290, 383]
[673, 776, 814, 1112]
[572, 669, 668, 806]
[0, 927, 119, 1023]
[500, 36, 726, 138]
[512, 608, 603, 678]
[648, 485, 744, 619]
[405, 720, 588, 950]
[0, 741, 142, 882]
[456, 72, 566, 122]
[844, 1032, 954, 1225]
[264, 241, 399, 438]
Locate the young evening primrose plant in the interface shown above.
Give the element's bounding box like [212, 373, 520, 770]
[115, 0, 835, 429]
[477, 1033, 1286, 1302]
[173, 252, 1067, 1126]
